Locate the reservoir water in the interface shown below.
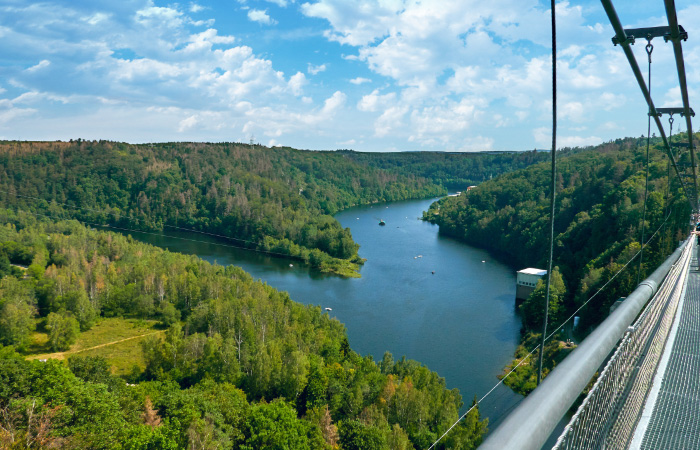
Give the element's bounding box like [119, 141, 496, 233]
[124, 197, 523, 427]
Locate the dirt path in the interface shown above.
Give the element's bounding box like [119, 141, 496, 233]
[30, 330, 165, 361]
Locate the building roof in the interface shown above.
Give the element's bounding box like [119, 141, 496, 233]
[518, 268, 547, 276]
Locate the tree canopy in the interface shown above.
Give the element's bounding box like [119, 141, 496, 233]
[0, 211, 487, 449]
[0, 140, 545, 277]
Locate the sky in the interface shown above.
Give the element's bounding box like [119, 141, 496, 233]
[1, 0, 699, 152]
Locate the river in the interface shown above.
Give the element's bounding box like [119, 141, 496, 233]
[123, 196, 524, 427]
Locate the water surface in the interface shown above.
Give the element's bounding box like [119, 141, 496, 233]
[124, 197, 523, 426]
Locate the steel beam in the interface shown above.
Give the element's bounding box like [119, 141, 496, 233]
[599, 0, 694, 212]
[611, 26, 687, 46]
[655, 107, 695, 117]
[664, 0, 699, 211]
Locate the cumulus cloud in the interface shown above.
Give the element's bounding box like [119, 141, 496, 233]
[3, 0, 698, 151]
[374, 106, 408, 138]
[322, 91, 346, 114]
[288, 72, 307, 96]
[189, 3, 206, 13]
[357, 90, 396, 112]
[248, 9, 277, 25]
[307, 63, 326, 75]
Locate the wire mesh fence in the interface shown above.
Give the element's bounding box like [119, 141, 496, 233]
[552, 240, 692, 450]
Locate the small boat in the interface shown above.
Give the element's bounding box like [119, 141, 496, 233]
[289, 264, 294, 267]
[379, 219, 386, 226]
[325, 307, 332, 311]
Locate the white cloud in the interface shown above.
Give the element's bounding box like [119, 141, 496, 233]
[374, 106, 408, 138]
[301, 0, 400, 46]
[184, 29, 236, 52]
[533, 127, 551, 147]
[559, 135, 603, 148]
[248, 9, 277, 25]
[26, 60, 51, 72]
[3, 0, 698, 151]
[408, 99, 478, 144]
[266, 0, 291, 6]
[457, 135, 495, 152]
[561, 102, 586, 122]
[322, 91, 346, 114]
[289, 72, 307, 96]
[307, 63, 326, 75]
[178, 115, 199, 132]
[350, 77, 371, 85]
[84, 13, 110, 26]
[357, 90, 395, 112]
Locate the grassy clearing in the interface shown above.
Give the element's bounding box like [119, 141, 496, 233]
[26, 317, 164, 375]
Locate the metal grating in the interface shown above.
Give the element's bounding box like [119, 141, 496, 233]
[551, 240, 692, 450]
[641, 250, 700, 449]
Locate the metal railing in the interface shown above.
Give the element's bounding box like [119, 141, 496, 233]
[479, 238, 691, 450]
[552, 239, 691, 449]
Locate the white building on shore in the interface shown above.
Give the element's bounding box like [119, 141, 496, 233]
[516, 268, 547, 301]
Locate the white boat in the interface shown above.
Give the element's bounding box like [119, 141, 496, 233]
[325, 307, 332, 311]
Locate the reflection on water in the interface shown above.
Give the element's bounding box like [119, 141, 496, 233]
[123, 197, 524, 426]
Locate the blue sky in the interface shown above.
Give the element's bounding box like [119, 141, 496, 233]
[1, 0, 698, 151]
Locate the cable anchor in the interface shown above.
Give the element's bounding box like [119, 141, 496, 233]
[645, 36, 653, 63]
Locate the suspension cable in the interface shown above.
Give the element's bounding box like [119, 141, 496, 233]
[537, 0, 557, 386]
[637, 38, 654, 285]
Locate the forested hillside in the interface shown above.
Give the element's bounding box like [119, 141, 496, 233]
[0, 140, 547, 277]
[339, 150, 549, 190]
[0, 210, 486, 449]
[425, 135, 693, 390]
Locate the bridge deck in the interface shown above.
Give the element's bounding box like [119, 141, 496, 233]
[631, 242, 700, 449]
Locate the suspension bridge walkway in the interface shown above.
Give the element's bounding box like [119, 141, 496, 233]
[475, 0, 700, 448]
[480, 236, 699, 449]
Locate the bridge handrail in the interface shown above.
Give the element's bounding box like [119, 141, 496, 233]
[479, 238, 691, 450]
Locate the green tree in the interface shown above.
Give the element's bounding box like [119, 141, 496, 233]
[68, 355, 113, 385]
[159, 301, 181, 328]
[338, 419, 387, 450]
[0, 278, 36, 350]
[46, 312, 80, 351]
[445, 397, 488, 449]
[0, 301, 35, 350]
[62, 289, 97, 331]
[520, 268, 566, 332]
[242, 400, 315, 450]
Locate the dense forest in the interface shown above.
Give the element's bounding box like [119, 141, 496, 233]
[0, 210, 487, 449]
[0, 141, 546, 277]
[425, 135, 694, 392]
[338, 150, 550, 190]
